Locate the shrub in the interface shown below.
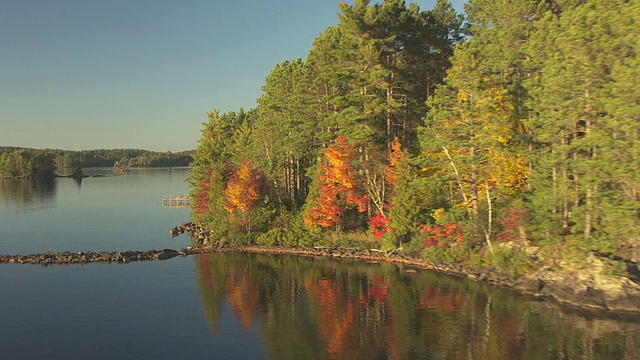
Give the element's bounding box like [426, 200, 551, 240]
[490, 246, 529, 276]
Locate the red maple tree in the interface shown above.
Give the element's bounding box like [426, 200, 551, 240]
[369, 212, 393, 239]
[194, 167, 213, 215]
[419, 222, 463, 248]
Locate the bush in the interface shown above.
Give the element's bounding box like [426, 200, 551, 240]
[421, 241, 470, 263]
[490, 246, 529, 276]
[255, 211, 322, 247]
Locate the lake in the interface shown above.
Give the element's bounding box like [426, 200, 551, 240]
[0, 169, 639, 359]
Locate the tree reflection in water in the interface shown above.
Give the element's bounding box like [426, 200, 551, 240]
[195, 252, 640, 360]
[0, 178, 57, 212]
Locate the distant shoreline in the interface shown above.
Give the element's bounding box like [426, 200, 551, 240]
[0, 166, 191, 181]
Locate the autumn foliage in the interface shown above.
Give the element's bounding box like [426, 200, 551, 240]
[369, 212, 393, 239]
[224, 159, 261, 214]
[385, 138, 405, 195]
[305, 136, 367, 228]
[419, 223, 463, 248]
[194, 167, 213, 215]
[496, 207, 528, 243]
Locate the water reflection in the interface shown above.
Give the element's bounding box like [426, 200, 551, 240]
[73, 176, 83, 188]
[0, 178, 57, 212]
[195, 252, 640, 360]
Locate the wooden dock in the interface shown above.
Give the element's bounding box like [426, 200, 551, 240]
[162, 196, 191, 208]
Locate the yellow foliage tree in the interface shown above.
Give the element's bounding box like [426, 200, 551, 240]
[224, 159, 261, 219]
[426, 80, 528, 251]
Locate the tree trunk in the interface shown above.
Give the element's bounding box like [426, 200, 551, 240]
[289, 156, 295, 206]
[387, 87, 393, 149]
[442, 146, 469, 206]
[563, 166, 569, 230]
[485, 180, 494, 253]
[584, 115, 594, 239]
[584, 186, 592, 238]
[264, 142, 283, 207]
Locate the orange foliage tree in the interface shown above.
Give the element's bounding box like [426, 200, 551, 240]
[224, 159, 261, 229]
[305, 135, 367, 228]
[418, 209, 463, 248]
[419, 222, 463, 248]
[385, 138, 405, 197]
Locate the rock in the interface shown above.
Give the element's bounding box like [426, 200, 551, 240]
[525, 246, 540, 260]
[593, 273, 640, 312]
[530, 254, 640, 311]
[158, 249, 180, 260]
[514, 276, 544, 294]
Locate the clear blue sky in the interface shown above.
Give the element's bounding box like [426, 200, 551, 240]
[1, 0, 466, 152]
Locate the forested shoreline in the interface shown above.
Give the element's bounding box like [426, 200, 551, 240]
[189, 0, 639, 280]
[0, 147, 193, 179]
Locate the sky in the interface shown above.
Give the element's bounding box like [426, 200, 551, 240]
[1, 0, 466, 152]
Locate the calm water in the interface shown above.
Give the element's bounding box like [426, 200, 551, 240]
[1, 169, 639, 359]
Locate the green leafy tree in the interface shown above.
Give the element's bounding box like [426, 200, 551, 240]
[0, 149, 56, 179]
[384, 143, 423, 250]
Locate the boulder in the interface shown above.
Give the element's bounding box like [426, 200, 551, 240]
[533, 254, 640, 312]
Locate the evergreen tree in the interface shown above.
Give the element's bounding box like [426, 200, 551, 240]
[385, 142, 422, 249]
[254, 60, 318, 208]
[525, 0, 640, 256]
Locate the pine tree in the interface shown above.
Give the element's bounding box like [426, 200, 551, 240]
[254, 60, 317, 208]
[385, 142, 422, 249]
[525, 0, 640, 255]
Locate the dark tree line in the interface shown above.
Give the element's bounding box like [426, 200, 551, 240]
[0, 147, 194, 179]
[0, 149, 56, 179]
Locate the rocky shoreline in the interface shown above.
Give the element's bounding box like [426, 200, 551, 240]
[0, 221, 215, 266]
[0, 247, 214, 265]
[169, 221, 640, 314]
